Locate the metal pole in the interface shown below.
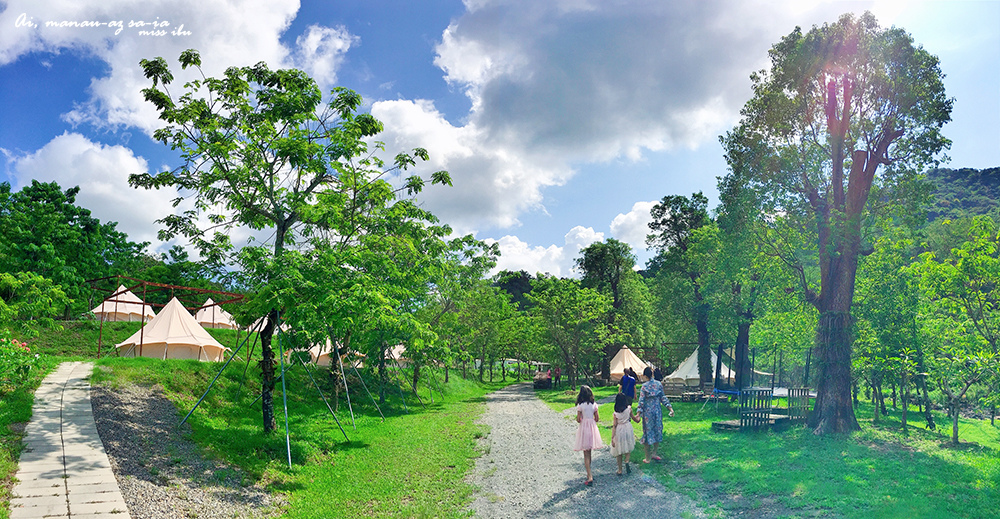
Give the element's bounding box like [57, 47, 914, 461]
[334, 338, 357, 429]
[277, 314, 292, 469]
[180, 328, 253, 426]
[97, 309, 105, 358]
[390, 348, 424, 409]
[297, 356, 349, 441]
[350, 360, 385, 421]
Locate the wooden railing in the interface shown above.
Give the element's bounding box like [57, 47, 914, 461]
[739, 388, 773, 432]
[788, 387, 811, 423]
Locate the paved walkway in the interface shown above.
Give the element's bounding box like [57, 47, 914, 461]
[9, 362, 131, 519]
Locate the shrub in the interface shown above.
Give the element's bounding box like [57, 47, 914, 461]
[0, 328, 38, 395]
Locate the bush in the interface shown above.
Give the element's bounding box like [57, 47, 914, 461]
[0, 329, 38, 396]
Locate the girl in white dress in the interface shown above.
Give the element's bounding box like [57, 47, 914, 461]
[610, 392, 640, 475]
[574, 385, 604, 486]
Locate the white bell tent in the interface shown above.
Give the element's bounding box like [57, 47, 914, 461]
[195, 297, 237, 329]
[609, 346, 655, 381]
[666, 348, 736, 387]
[116, 297, 231, 362]
[91, 285, 155, 322]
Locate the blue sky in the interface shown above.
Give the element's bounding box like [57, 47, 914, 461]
[1, 0, 998, 277]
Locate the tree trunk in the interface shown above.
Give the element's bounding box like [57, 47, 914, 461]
[412, 362, 421, 394]
[951, 401, 960, 444]
[901, 371, 908, 433]
[918, 373, 936, 430]
[478, 346, 486, 382]
[809, 311, 860, 433]
[601, 343, 615, 381]
[871, 384, 880, 423]
[259, 310, 278, 433]
[378, 345, 387, 405]
[694, 282, 712, 390]
[734, 320, 752, 389]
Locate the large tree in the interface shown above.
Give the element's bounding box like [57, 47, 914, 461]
[722, 13, 951, 434]
[133, 50, 452, 433]
[646, 193, 711, 389]
[576, 239, 654, 380]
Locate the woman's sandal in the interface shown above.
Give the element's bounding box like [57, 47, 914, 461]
[652, 455, 662, 461]
[585, 479, 593, 486]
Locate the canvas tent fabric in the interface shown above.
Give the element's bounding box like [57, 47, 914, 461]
[609, 346, 654, 382]
[195, 297, 237, 329]
[666, 348, 736, 387]
[91, 285, 155, 322]
[388, 344, 410, 367]
[116, 297, 231, 362]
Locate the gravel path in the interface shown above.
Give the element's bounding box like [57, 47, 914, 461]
[467, 382, 713, 518]
[91, 381, 286, 519]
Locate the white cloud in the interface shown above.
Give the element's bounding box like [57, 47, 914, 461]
[294, 24, 356, 90]
[371, 99, 573, 233]
[610, 201, 655, 252]
[6, 132, 173, 247]
[0, 0, 353, 135]
[488, 225, 603, 278]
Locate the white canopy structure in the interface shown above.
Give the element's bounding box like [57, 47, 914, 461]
[609, 346, 655, 382]
[666, 348, 736, 387]
[116, 297, 231, 362]
[91, 285, 155, 322]
[195, 297, 237, 330]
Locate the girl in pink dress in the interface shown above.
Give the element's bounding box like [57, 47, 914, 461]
[610, 392, 640, 475]
[574, 385, 604, 486]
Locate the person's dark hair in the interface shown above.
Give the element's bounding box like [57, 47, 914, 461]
[653, 367, 663, 381]
[643, 366, 653, 380]
[576, 385, 595, 405]
[626, 367, 636, 379]
[614, 392, 630, 413]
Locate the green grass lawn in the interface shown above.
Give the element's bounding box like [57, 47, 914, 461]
[537, 384, 1000, 519]
[90, 354, 505, 518]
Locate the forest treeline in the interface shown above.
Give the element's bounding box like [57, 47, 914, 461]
[927, 167, 1000, 220]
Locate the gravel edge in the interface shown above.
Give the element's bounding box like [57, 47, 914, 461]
[91, 381, 287, 519]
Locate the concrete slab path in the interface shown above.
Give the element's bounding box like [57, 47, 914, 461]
[9, 361, 131, 519]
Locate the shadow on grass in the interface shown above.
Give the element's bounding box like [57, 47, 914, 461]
[651, 402, 999, 519]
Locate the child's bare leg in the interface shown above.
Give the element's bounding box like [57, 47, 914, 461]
[616, 454, 623, 474]
[583, 450, 593, 482]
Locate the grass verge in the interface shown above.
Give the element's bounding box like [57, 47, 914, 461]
[536, 384, 1000, 519]
[0, 355, 59, 519]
